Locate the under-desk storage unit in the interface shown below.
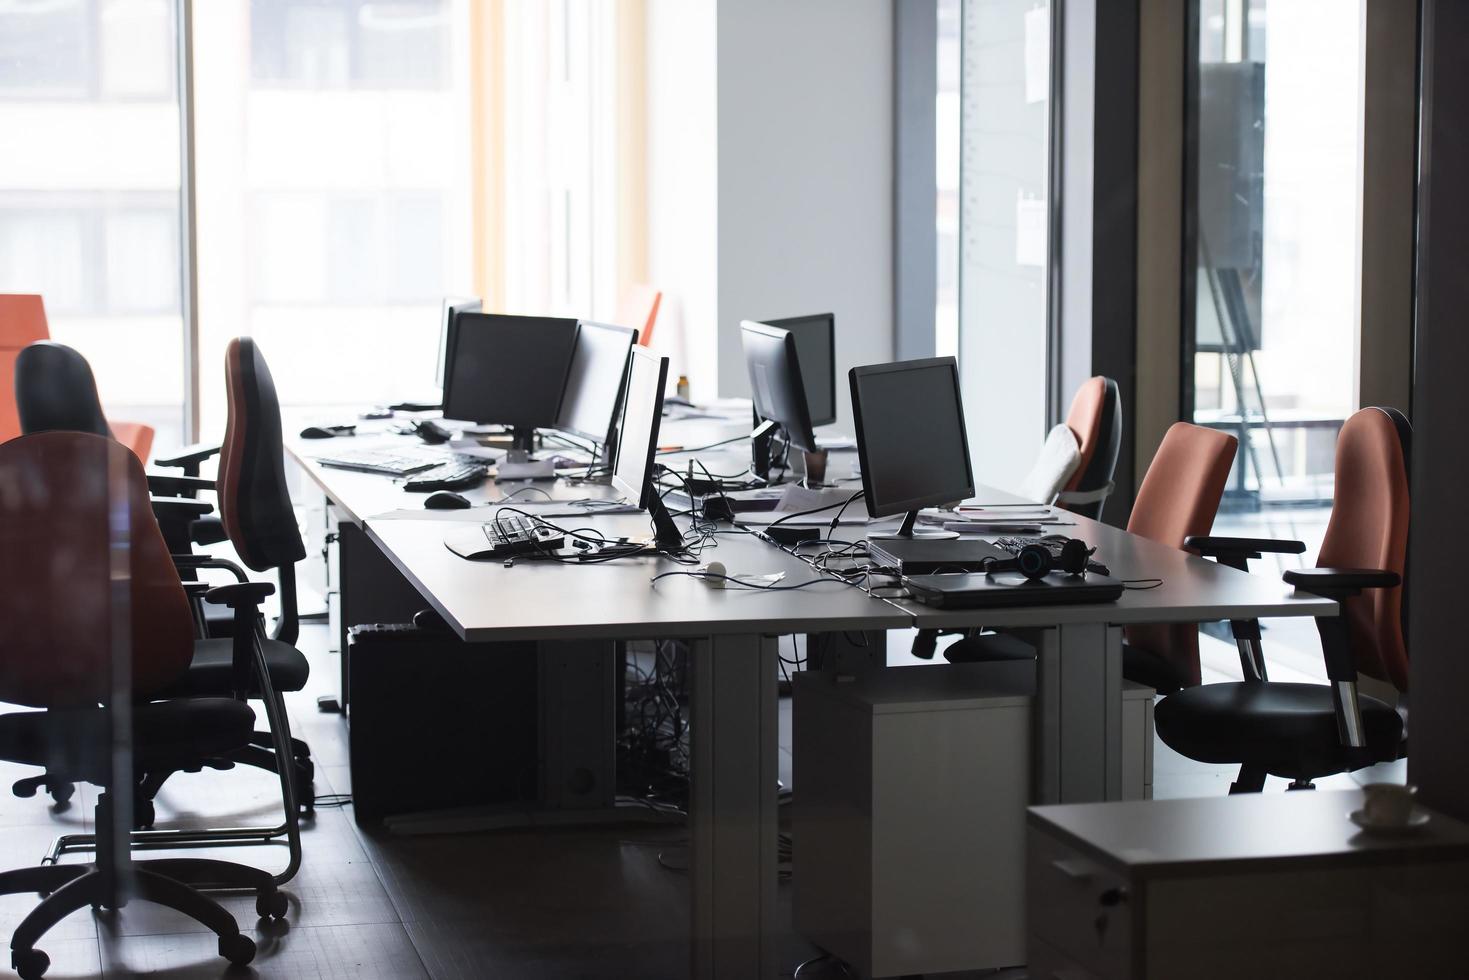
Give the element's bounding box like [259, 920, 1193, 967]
[1027, 789, 1469, 979]
[794, 663, 1032, 978]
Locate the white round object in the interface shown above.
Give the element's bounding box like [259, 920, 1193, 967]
[703, 561, 727, 587]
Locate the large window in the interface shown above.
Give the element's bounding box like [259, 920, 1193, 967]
[0, 0, 186, 451]
[1185, 1, 1363, 557]
[955, 0, 1052, 491]
[193, 0, 474, 434]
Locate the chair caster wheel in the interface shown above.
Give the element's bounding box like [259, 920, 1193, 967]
[256, 889, 289, 918]
[219, 933, 256, 966]
[49, 782, 74, 806]
[13, 948, 50, 979]
[133, 798, 155, 830]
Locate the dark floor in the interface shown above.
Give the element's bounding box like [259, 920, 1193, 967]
[0, 606, 1402, 978]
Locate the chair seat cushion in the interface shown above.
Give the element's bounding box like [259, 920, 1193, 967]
[159, 637, 310, 697]
[1155, 681, 1404, 781]
[0, 699, 256, 784]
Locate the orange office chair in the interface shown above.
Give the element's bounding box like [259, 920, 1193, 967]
[0, 431, 286, 977]
[1053, 376, 1122, 519]
[616, 283, 663, 347]
[1121, 422, 1239, 692]
[0, 294, 154, 460]
[1156, 408, 1410, 791]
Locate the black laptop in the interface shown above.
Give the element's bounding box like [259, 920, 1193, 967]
[902, 569, 1124, 610]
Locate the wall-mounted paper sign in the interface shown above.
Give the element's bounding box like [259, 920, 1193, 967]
[1024, 4, 1050, 105]
[1016, 193, 1047, 268]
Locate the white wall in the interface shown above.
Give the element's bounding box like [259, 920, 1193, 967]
[715, 0, 894, 429]
[646, 0, 895, 426]
[645, 0, 719, 398]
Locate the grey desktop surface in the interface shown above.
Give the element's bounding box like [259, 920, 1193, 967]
[1029, 788, 1469, 877]
[892, 511, 1336, 628]
[365, 513, 907, 643]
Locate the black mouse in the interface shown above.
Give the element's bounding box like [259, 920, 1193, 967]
[299, 425, 338, 439]
[424, 490, 472, 510]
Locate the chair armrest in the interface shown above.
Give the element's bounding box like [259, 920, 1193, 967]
[152, 497, 214, 520]
[1185, 535, 1306, 572]
[147, 474, 216, 498]
[172, 554, 248, 582]
[1283, 567, 1400, 598]
[153, 442, 221, 477]
[204, 581, 276, 608]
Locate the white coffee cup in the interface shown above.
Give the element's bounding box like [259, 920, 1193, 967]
[1361, 783, 1417, 827]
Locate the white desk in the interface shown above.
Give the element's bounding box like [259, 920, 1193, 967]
[891, 512, 1335, 804]
[286, 414, 1336, 979]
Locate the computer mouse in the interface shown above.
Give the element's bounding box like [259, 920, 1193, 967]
[424, 490, 472, 510]
[300, 425, 344, 439]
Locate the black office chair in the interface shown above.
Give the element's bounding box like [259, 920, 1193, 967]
[0, 431, 288, 978]
[1155, 408, 1411, 792]
[12, 341, 313, 864]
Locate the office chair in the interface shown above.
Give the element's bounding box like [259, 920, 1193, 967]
[1119, 422, 1238, 692]
[617, 282, 663, 347]
[0, 431, 289, 978]
[0, 294, 154, 459]
[11, 340, 314, 866]
[1053, 376, 1122, 519]
[1155, 407, 1410, 792]
[923, 377, 1123, 663]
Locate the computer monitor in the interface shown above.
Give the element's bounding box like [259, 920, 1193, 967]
[613, 344, 682, 550]
[555, 320, 639, 456]
[849, 357, 974, 539]
[435, 297, 482, 388]
[740, 319, 821, 457]
[441, 312, 578, 453]
[761, 313, 835, 426]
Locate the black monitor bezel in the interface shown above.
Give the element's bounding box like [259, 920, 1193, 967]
[761, 312, 836, 427]
[554, 320, 639, 445]
[436, 296, 482, 388]
[739, 319, 820, 454]
[441, 311, 579, 427]
[849, 356, 975, 517]
[612, 345, 670, 510]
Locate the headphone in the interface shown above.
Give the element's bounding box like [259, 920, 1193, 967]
[983, 538, 1095, 580]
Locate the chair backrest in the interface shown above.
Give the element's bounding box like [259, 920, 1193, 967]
[1124, 422, 1239, 687]
[616, 283, 663, 348]
[0, 432, 195, 708]
[1, 294, 52, 444]
[1318, 407, 1411, 691]
[14, 340, 155, 464]
[219, 337, 306, 574]
[1058, 376, 1122, 520]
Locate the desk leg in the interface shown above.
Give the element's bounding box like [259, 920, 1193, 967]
[689, 634, 779, 980]
[1034, 623, 1124, 804]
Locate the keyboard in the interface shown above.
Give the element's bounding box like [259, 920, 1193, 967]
[403, 461, 490, 492]
[314, 447, 489, 477]
[443, 514, 566, 561]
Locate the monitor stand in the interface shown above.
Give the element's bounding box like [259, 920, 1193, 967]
[867, 508, 959, 541]
[646, 477, 686, 552]
[505, 425, 538, 463]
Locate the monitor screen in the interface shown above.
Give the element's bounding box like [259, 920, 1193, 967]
[740, 320, 819, 453]
[436, 297, 481, 388]
[612, 345, 669, 509]
[849, 357, 974, 517]
[763, 313, 835, 426]
[555, 320, 638, 444]
[442, 313, 578, 427]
